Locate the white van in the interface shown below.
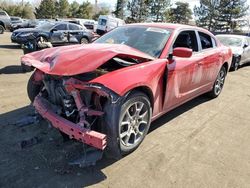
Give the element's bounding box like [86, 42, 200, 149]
[96, 15, 125, 35]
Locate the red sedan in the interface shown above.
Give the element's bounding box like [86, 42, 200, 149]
[22, 23, 232, 157]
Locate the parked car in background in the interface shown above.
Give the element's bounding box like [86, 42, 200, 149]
[0, 10, 11, 34]
[11, 21, 95, 46]
[96, 15, 125, 35]
[10, 19, 41, 31]
[77, 19, 97, 32]
[21, 23, 232, 158]
[10, 16, 23, 32]
[216, 34, 250, 71]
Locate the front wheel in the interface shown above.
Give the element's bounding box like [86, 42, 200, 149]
[208, 66, 227, 98]
[0, 25, 4, 34]
[104, 92, 152, 158]
[27, 72, 43, 102]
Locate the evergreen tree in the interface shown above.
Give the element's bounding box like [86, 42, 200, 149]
[68, 1, 80, 18]
[218, 0, 249, 31]
[77, 2, 93, 19]
[35, 0, 56, 19]
[150, 0, 170, 22]
[126, 0, 151, 23]
[93, 7, 110, 20]
[114, 0, 127, 19]
[166, 2, 192, 24]
[57, 0, 69, 18]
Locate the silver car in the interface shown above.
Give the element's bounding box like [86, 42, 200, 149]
[216, 34, 250, 71]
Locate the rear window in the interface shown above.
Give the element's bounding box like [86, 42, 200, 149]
[98, 19, 107, 26]
[69, 24, 82, 30]
[54, 24, 67, 30]
[84, 24, 94, 30]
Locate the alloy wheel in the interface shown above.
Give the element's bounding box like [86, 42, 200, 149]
[119, 101, 149, 147]
[214, 68, 226, 96]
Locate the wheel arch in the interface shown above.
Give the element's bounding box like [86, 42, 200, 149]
[0, 21, 6, 29]
[80, 36, 90, 43]
[222, 62, 229, 72]
[125, 86, 154, 111]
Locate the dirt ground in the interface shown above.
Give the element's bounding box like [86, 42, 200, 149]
[0, 32, 250, 188]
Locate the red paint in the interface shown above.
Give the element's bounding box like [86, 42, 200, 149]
[21, 43, 154, 76]
[34, 96, 107, 150]
[26, 23, 232, 149]
[173, 47, 192, 58]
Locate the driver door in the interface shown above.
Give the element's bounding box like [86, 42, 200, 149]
[163, 30, 204, 111]
[50, 23, 68, 45]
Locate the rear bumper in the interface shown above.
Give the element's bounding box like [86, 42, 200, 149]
[33, 96, 107, 150]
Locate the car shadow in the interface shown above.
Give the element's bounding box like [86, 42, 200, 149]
[0, 95, 211, 187]
[149, 94, 211, 133]
[0, 44, 21, 49]
[0, 65, 24, 74]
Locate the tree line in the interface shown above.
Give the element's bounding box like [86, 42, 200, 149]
[0, 0, 249, 32]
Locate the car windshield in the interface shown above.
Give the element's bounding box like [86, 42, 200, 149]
[36, 22, 56, 31]
[94, 26, 172, 57]
[217, 36, 243, 47]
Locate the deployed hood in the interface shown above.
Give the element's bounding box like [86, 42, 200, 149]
[21, 43, 154, 75]
[230, 46, 243, 55]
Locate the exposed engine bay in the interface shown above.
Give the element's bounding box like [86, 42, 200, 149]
[32, 55, 145, 150]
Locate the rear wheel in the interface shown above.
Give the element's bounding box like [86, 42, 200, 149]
[208, 66, 227, 98]
[0, 25, 4, 34]
[80, 37, 89, 44]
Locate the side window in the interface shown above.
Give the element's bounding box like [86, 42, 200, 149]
[54, 24, 67, 31]
[173, 30, 198, 52]
[198, 32, 213, 50]
[69, 24, 81, 30]
[247, 37, 250, 46]
[211, 37, 217, 47]
[0, 12, 7, 16]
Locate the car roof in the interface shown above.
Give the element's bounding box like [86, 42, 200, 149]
[216, 34, 247, 38]
[127, 23, 211, 33]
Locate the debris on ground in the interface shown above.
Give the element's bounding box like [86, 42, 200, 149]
[69, 145, 103, 168]
[19, 136, 41, 149]
[12, 114, 42, 127]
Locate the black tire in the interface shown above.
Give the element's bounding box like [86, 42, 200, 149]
[208, 66, 227, 98]
[27, 72, 43, 102]
[37, 36, 48, 43]
[0, 25, 4, 34]
[80, 37, 89, 44]
[103, 92, 152, 158]
[21, 64, 33, 72]
[232, 59, 240, 71]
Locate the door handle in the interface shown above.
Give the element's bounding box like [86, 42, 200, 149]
[197, 62, 202, 66]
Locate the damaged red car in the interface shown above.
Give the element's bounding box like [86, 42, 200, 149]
[21, 23, 232, 157]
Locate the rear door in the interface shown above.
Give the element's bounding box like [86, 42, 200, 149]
[68, 23, 84, 44]
[196, 31, 221, 87]
[241, 37, 250, 64]
[50, 23, 68, 45]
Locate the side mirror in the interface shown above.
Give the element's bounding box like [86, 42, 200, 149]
[243, 44, 248, 48]
[172, 47, 192, 58]
[51, 28, 57, 33]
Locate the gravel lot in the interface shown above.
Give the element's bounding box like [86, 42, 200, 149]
[0, 32, 250, 188]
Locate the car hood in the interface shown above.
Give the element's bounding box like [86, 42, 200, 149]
[14, 28, 41, 33]
[230, 46, 243, 55]
[21, 43, 155, 76]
